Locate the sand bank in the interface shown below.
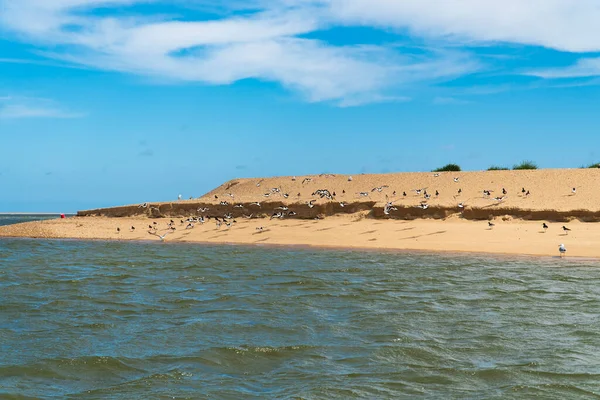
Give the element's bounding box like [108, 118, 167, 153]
[4, 169, 600, 257]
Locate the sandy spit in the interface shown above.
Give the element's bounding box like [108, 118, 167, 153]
[0, 214, 592, 258]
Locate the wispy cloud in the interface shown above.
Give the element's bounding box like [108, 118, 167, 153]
[2, 0, 600, 104]
[0, 97, 84, 119]
[527, 57, 600, 79]
[433, 96, 471, 105]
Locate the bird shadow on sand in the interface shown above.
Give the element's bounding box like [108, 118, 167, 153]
[399, 231, 447, 240]
[368, 238, 377, 241]
[360, 230, 377, 235]
[396, 227, 415, 232]
[316, 227, 333, 232]
[255, 237, 270, 243]
[252, 229, 271, 235]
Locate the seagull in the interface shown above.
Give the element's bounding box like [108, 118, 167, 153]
[458, 188, 462, 195]
[288, 211, 297, 216]
[403, 191, 407, 197]
[339, 201, 348, 207]
[138, 202, 149, 208]
[572, 187, 577, 195]
[521, 187, 526, 194]
[525, 190, 530, 196]
[224, 213, 233, 219]
[348, 176, 353, 181]
[186, 223, 194, 229]
[256, 179, 264, 187]
[219, 201, 229, 206]
[359, 192, 369, 197]
[433, 173, 440, 177]
[130, 226, 135, 232]
[148, 230, 170, 241]
[562, 226, 571, 234]
[542, 222, 549, 232]
[198, 207, 209, 213]
[414, 189, 423, 195]
[292, 176, 296, 181]
[307, 199, 316, 208]
[116, 227, 120, 233]
[256, 226, 264, 232]
[458, 202, 464, 208]
[271, 212, 284, 220]
[276, 206, 289, 211]
[234, 204, 244, 208]
[250, 202, 261, 207]
[493, 196, 505, 202]
[178, 194, 182, 201]
[371, 185, 389, 192]
[243, 214, 254, 219]
[488, 221, 495, 229]
[435, 190, 439, 197]
[283, 193, 289, 198]
[417, 203, 429, 210]
[453, 177, 459, 182]
[383, 201, 397, 215]
[502, 188, 507, 195]
[263, 193, 271, 197]
[559, 244, 567, 257]
[302, 178, 313, 184]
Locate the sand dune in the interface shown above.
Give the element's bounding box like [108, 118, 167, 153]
[3, 169, 600, 258]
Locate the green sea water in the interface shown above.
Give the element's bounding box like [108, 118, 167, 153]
[1, 218, 600, 398]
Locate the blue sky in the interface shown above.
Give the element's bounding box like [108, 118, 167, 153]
[2, 1, 600, 212]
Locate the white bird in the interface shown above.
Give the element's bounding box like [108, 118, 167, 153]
[148, 230, 170, 241]
[307, 200, 316, 208]
[198, 207, 209, 213]
[453, 177, 460, 182]
[433, 173, 440, 177]
[572, 187, 577, 195]
[178, 194, 182, 201]
[348, 176, 353, 181]
[559, 244, 567, 257]
[339, 201, 347, 207]
[250, 202, 261, 207]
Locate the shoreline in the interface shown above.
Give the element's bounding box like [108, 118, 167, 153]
[0, 215, 596, 259]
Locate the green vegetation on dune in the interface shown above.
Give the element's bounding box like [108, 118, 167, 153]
[432, 163, 461, 172]
[487, 166, 510, 171]
[513, 161, 538, 170]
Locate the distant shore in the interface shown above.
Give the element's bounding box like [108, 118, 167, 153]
[2, 169, 600, 258]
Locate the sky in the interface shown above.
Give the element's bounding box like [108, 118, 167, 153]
[2, 1, 600, 212]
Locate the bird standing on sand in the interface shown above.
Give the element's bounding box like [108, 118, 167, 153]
[502, 188, 507, 195]
[572, 187, 577, 195]
[454, 177, 459, 182]
[562, 226, 571, 235]
[559, 244, 567, 257]
[458, 188, 462, 195]
[488, 221, 495, 229]
[178, 194, 182, 201]
[130, 226, 135, 232]
[542, 223, 549, 232]
[307, 200, 316, 208]
[116, 227, 120, 233]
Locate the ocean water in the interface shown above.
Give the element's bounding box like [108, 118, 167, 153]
[2, 227, 600, 398]
[0, 214, 64, 227]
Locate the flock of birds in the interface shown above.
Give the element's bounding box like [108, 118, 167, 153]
[126, 173, 581, 256]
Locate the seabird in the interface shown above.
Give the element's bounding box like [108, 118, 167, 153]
[525, 190, 530, 196]
[307, 200, 316, 208]
[283, 193, 289, 198]
[186, 223, 194, 229]
[493, 196, 505, 202]
[339, 201, 347, 207]
[288, 211, 297, 216]
[521, 187, 526, 194]
[435, 190, 439, 196]
[433, 173, 440, 177]
[371, 185, 389, 192]
[276, 206, 289, 211]
[559, 244, 567, 257]
[271, 212, 284, 220]
[348, 176, 353, 181]
[256, 179, 264, 187]
[263, 193, 271, 197]
[458, 202, 464, 208]
[138, 202, 148, 208]
[292, 176, 296, 181]
[148, 231, 170, 241]
[178, 194, 182, 201]
[130, 226, 135, 232]
[116, 227, 120, 233]
[562, 226, 571, 234]
[234, 204, 244, 208]
[572, 187, 577, 195]
[502, 188, 507, 195]
[458, 188, 462, 194]
[417, 203, 429, 210]
[243, 214, 254, 219]
[302, 178, 313, 184]
[403, 192, 407, 197]
[359, 192, 369, 197]
[488, 221, 495, 229]
[198, 207, 209, 213]
[256, 226, 264, 232]
[542, 222, 549, 232]
[454, 177, 460, 182]
[250, 202, 261, 207]
[219, 201, 229, 206]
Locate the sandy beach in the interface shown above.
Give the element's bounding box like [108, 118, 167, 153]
[2, 169, 600, 258]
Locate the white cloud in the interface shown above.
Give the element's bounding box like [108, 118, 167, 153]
[321, 0, 600, 52]
[527, 57, 600, 79]
[0, 97, 84, 119]
[2, 0, 600, 104]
